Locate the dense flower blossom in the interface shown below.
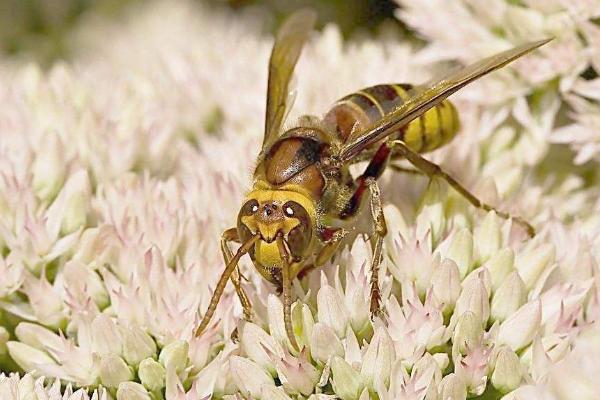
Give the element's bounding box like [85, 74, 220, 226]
[0, 1, 598, 399]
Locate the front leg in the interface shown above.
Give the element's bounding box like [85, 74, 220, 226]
[195, 233, 260, 338]
[276, 237, 300, 351]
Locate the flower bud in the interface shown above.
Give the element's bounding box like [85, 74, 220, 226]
[360, 327, 394, 390]
[6, 342, 57, 373]
[432, 353, 449, 371]
[331, 356, 364, 400]
[439, 373, 467, 400]
[241, 322, 283, 376]
[453, 312, 483, 355]
[491, 347, 522, 393]
[32, 133, 66, 202]
[475, 211, 501, 263]
[448, 228, 474, 278]
[138, 358, 165, 392]
[515, 243, 555, 290]
[317, 285, 349, 338]
[487, 248, 515, 293]
[122, 326, 157, 366]
[92, 314, 122, 356]
[416, 178, 446, 245]
[490, 272, 526, 323]
[159, 340, 189, 374]
[310, 323, 344, 365]
[431, 259, 461, 314]
[116, 382, 151, 400]
[275, 351, 319, 396]
[100, 354, 134, 388]
[498, 300, 541, 351]
[268, 294, 294, 350]
[292, 302, 315, 350]
[50, 169, 91, 235]
[260, 385, 292, 400]
[230, 355, 274, 398]
[455, 277, 489, 327]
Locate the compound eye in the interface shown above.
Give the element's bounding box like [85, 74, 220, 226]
[284, 205, 294, 217]
[283, 201, 307, 220]
[241, 199, 259, 216]
[283, 201, 312, 259]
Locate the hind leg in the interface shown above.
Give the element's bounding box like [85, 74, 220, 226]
[390, 140, 535, 237]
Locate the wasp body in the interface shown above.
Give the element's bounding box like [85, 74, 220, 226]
[195, 10, 549, 349]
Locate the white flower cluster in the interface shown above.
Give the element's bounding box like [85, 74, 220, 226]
[397, 0, 600, 164]
[0, 1, 598, 399]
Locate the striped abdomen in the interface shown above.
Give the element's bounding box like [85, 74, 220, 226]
[323, 84, 460, 154]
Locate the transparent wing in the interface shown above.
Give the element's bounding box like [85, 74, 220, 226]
[263, 9, 317, 149]
[339, 38, 552, 162]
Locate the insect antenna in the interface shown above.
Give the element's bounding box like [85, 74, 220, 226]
[195, 233, 260, 337]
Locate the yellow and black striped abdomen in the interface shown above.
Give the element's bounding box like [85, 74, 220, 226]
[323, 83, 460, 153]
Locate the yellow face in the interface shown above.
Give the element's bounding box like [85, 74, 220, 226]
[237, 185, 316, 268]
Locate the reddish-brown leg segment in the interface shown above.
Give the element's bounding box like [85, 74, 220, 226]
[341, 143, 391, 319]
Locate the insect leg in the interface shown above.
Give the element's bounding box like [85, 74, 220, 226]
[365, 177, 387, 319]
[195, 233, 260, 338]
[341, 142, 391, 218]
[276, 236, 300, 351]
[340, 143, 391, 318]
[221, 228, 253, 321]
[390, 140, 535, 237]
[388, 164, 424, 175]
[314, 228, 349, 267]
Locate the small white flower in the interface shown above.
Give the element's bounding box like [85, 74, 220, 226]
[158, 340, 189, 375]
[240, 322, 284, 376]
[431, 258, 462, 315]
[360, 327, 394, 391]
[491, 346, 522, 394]
[486, 248, 515, 293]
[121, 325, 157, 367]
[92, 314, 123, 356]
[116, 381, 151, 400]
[498, 299, 542, 351]
[31, 133, 66, 203]
[229, 356, 274, 398]
[490, 271, 527, 323]
[330, 356, 364, 400]
[446, 228, 474, 279]
[274, 349, 320, 396]
[515, 243, 556, 291]
[99, 354, 134, 388]
[138, 358, 165, 392]
[317, 284, 350, 339]
[310, 323, 344, 365]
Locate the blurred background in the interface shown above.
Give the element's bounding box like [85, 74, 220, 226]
[0, 0, 409, 66]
